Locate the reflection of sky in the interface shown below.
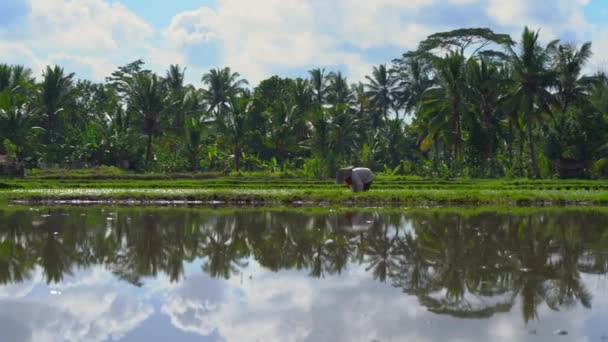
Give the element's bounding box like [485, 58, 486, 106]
[1, 247, 608, 341]
[3, 257, 606, 342]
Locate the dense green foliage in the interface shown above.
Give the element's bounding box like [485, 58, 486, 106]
[1, 26, 607, 178]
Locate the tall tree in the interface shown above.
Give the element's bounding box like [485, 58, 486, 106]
[221, 96, 250, 171]
[201, 67, 248, 118]
[420, 53, 469, 174]
[327, 72, 353, 106]
[466, 58, 509, 176]
[393, 52, 434, 117]
[418, 27, 515, 56]
[507, 27, 559, 178]
[365, 64, 398, 123]
[38, 65, 75, 145]
[554, 42, 593, 112]
[165, 64, 187, 133]
[129, 73, 165, 166]
[309, 68, 331, 109]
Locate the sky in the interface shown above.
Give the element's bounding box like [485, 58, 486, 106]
[0, 0, 607, 86]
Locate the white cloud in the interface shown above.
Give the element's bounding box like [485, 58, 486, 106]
[0, 0, 607, 85]
[0, 0, 154, 81]
[27, 0, 154, 52]
[163, 7, 218, 48]
[0, 266, 153, 342]
[161, 0, 434, 84]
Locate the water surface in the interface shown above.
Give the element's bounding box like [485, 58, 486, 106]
[1, 207, 608, 342]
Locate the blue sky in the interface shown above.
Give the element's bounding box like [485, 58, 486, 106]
[1, 0, 607, 85]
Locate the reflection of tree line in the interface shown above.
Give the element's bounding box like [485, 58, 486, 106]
[1, 209, 608, 323]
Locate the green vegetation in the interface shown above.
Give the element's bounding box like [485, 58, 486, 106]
[1, 27, 607, 180]
[3, 173, 608, 206]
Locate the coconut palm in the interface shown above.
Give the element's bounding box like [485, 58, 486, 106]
[554, 42, 593, 111]
[309, 68, 332, 108]
[506, 27, 559, 178]
[165, 64, 187, 132]
[185, 111, 210, 172]
[466, 58, 510, 176]
[393, 53, 434, 117]
[201, 67, 248, 118]
[328, 104, 360, 160]
[291, 78, 313, 115]
[220, 96, 250, 171]
[364, 64, 398, 123]
[128, 73, 165, 166]
[265, 99, 302, 163]
[38, 65, 75, 144]
[327, 72, 353, 106]
[419, 53, 469, 174]
[0, 103, 42, 162]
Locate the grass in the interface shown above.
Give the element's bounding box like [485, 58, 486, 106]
[2, 173, 608, 206]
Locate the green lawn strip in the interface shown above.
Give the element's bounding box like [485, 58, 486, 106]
[4, 203, 608, 216]
[4, 188, 607, 206]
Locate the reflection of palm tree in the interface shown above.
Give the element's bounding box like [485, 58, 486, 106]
[38, 230, 73, 283]
[363, 220, 401, 282]
[200, 216, 248, 279]
[391, 233, 432, 294]
[545, 221, 592, 310]
[0, 218, 35, 284]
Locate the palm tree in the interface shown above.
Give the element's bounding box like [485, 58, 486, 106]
[0, 64, 34, 96]
[309, 68, 331, 108]
[221, 96, 250, 171]
[554, 42, 593, 111]
[393, 53, 434, 117]
[165, 64, 187, 133]
[309, 109, 330, 159]
[38, 65, 75, 144]
[291, 78, 312, 115]
[201, 67, 248, 119]
[0, 103, 42, 162]
[129, 73, 165, 166]
[507, 27, 559, 178]
[420, 53, 469, 173]
[185, 111, 210, 172]
[327, 72, 353, 106]
[266, 99, 302, 163]
[328, 104, 360, 160]
[364, 64, 398, 123]
[466, 58, 509, 176]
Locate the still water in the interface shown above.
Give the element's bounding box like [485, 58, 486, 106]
[1, 207, 608, 342]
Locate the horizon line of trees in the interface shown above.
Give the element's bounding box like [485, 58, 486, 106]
[1, 26, 608, 178]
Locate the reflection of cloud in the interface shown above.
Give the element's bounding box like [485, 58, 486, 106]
[0, 292, 152, 342]
[0, 267, 41, 299]
[163, 295, 218, 336]
[0, 266, 153, 342]
[161, 271, 224, 336]
[161, 260, 608, 342]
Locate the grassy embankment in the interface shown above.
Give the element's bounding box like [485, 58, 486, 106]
[1, 168, 608, 206]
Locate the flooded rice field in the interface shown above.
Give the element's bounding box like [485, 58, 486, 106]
[1, 207, 608, 341]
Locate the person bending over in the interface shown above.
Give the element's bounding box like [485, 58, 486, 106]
[336, 166, 374, 192]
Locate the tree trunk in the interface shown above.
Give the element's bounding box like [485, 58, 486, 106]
[190, 150, 198, 172]
[518, 129, 525, 177]
[146, 134, 153, 167]
[234, 146, 241, 171]
[453, 108, 462, 177]
[527, 123, 540, 178]
[507, 119, 514, 167]
[484, 111, 496, 177]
